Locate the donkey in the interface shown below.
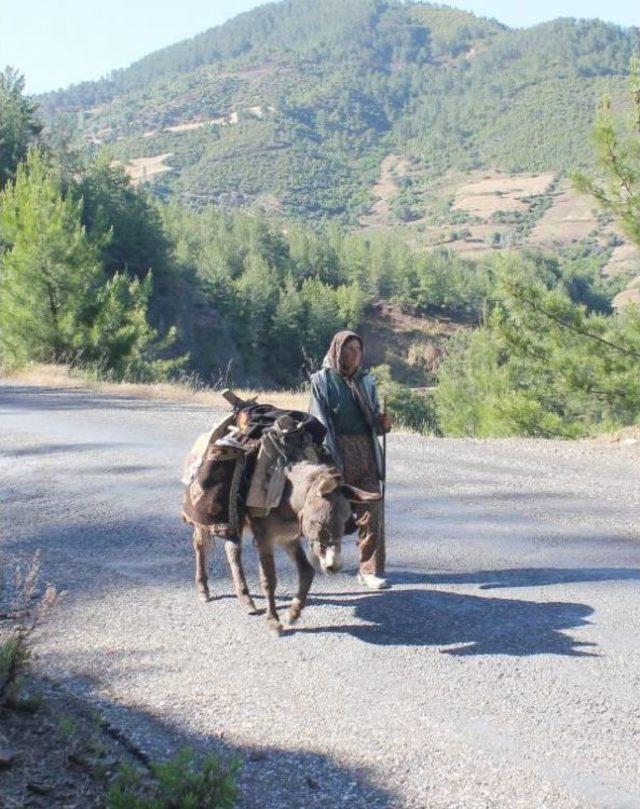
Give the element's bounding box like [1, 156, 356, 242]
[191, 461, 380, 633]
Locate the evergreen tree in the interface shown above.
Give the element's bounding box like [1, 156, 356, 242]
[84, 272, 183, 381]
[435, 260, 640, 437]
[299, 277, 343, 364]
[233, 252, 281, 379]
[574, 58, 640, 248]
[0, 150, 101, 365]
[76, 155, 174, 291]
[0, 150, 181, 380]
[271, 275, 306, 384]
[0, 68, 42, 189]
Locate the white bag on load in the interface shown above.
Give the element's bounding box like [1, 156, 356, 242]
[180, 412, 236, 486]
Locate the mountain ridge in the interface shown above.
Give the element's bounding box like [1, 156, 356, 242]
[36, 1, 638, 224]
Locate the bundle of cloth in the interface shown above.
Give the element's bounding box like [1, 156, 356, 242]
[181, 401, 327, 538]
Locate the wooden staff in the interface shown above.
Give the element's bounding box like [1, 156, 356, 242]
[381, 395, 387, 542]
[381, 394, 387, 498]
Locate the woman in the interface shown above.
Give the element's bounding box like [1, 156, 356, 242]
[309, 331, 392, 589]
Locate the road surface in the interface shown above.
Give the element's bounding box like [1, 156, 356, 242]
[2, 384, 640, 808]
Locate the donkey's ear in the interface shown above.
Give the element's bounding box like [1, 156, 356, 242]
[339, 484, 382, 503]
[318, 475, 340, 495]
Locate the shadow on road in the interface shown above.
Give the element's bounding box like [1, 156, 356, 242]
[304, 588, 596, 656]
[3, 506, 609, 659]
[391, 567, 640, 589]
[0, 386, 214, 416]
[26, 672, 395, 809]
[3, 441, 138, 458]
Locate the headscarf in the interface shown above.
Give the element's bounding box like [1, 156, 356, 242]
[322, 330, 376, 430]
[322, 330, 364, 376]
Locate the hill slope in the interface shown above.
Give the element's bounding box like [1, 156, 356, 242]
[38, 1, 637, 222]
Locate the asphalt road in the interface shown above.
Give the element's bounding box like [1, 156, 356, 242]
[2, 384, 640, 808]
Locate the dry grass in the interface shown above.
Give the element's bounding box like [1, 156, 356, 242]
[164, 121, 206, 133]
[115, 153, 173, 185]
[613, 276, 640, 310]
[591, 424, 640, 450]
[603, 241, 640, 277]
[2, 364, 309, 411]
[529, 184, 598, 244]
[464, 43, 489, 60]
[252, 193, 284, 214]
[431, 223, 514, 253]
[453, 171, 555, 217]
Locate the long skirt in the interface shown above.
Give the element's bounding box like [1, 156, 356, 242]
[336, 434, 385, 576]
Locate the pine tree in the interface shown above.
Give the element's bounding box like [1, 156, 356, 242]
[85, 272, 183, 382]
[0, 68, 42, 188]
[0, 150, 182, 380]
[0, 150, 101, 366]
[77, 155, 173, 290]
[574, 57, 640, 248]
[234, 252, 281, 378]
[272, 275, 306, 384]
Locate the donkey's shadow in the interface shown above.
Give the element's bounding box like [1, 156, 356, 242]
[300, 587, 596, 657]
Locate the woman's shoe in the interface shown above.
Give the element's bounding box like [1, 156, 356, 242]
[358, 573, 391, 590]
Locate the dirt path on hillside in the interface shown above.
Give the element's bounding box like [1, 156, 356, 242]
[360, 154, 411, 227]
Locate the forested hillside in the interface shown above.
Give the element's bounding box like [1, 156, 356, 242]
[37, 0, 637, 221]
[3, 2, 640, 438]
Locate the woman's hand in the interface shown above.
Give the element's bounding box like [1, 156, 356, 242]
[378, 412, 392, 433]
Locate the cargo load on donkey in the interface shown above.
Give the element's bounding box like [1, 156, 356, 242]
[181, 390, 381, 633]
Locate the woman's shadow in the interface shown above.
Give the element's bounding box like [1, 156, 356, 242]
[300, 586, 596, 657]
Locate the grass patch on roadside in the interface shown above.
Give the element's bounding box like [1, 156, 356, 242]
[0, 635, 27, 691]
[0, 551, 57, 696]
[1, 363, 310, 411]
[107, 748, 239, 809]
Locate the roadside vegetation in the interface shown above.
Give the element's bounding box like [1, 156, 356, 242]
[0, 552, 57, 699]
[435, 62, 640, 437]
[107, 750, 237, 809]
[0, 543, 237, 806]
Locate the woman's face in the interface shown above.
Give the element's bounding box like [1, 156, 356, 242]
[340, 338, 362, 375]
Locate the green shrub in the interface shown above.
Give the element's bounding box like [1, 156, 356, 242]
[0, 635, 27, 691]
[370, 364, 438, 434]
[107, 748, 239, 809]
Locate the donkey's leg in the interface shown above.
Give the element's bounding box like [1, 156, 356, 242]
[224, 539, 258, 614]
[286, 541, 315, 625]
[193, 525, 213, 602]
[257, 546, 281, 633]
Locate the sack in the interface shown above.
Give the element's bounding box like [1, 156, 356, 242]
[181, 413, 245, 536]
[182, 443, 246, 537]
[245, 416, 320, 516]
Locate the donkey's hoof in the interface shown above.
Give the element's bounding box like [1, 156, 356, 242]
[241, 596, 260, 615]
[267, 618, 283, 635]
[198, 590, 211, 603]
[287, 608, 301, 625]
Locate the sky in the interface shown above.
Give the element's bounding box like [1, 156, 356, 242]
[1, 0, 638, 95]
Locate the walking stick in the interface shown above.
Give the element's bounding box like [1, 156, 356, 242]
[381, 395, 387, 544]
[381, 395, 387, 498]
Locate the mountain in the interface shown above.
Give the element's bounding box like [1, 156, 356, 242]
[37, 0, 637, 225]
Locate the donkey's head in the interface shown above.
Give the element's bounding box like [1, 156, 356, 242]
[292, 464, 381, 574]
